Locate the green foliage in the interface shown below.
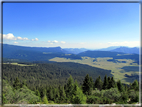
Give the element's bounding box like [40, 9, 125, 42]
[3, 69, 139, 104]
[94, 76, 103, 90]
[35, 89, 41, 101]
[87, 95, 101, 104]
[13, 77, 21, 90]
[82, 74, 93, 95]
[71, 81, 87, 104]
[3, 62, 112, 90]
[131, 80, 139, 91]
[129, 90, 139, 103]
[65, 75, 74, 101]
[108, 77, 116, 89]
[42, 95, 48, 104]
[48, 87, 54, 101]
[101, 88, 121, 102]
[120, 92, 128, 103]
[2, 93, 8, 104]
[3, 80, 15, 104]
[102, 75, 109, 90]
[117, 80, 125, 92]
[14, 85, 41, 104]
[58, 85, 66, 103]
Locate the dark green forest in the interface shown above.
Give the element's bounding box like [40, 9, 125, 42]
[3, 63, 139, 104]
[3, 62, 112, 90]
[3, 74, 139, 104]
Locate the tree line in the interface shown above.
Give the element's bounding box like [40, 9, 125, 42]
[3, 74, 139, 104]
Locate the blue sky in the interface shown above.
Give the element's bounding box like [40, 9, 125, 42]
[2, 3, 140, 49]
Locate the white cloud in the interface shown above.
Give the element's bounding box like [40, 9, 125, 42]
[50, 43, 53, 45]
[2, 33, 30, 41]
[31, 38, 38, 41]
[17, 37, 23, 40]
[14, 42, 18, 44]
[23, 37, 29, 40]
[3, 33, 17, 40]
[53, 40, 58, 43]
[47, 40, 51, 43]
[61, 41, 66, 44]
[107, 41, 140, 47]
[35, 38, 38, 41]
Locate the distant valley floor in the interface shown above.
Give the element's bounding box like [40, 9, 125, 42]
[49, 56, 139, 84]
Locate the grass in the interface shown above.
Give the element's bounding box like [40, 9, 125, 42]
[49, 57, 139, 84]
[3, 62, 36, 66]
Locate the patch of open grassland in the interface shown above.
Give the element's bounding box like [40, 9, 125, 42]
[49, 57, 139, 84]
[3, 63, 36, 66]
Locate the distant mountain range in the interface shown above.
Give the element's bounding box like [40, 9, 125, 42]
[2, 44, 140, 63]
[95, 46, 139, 54]
[63, 48, 88, 54]
[110, 47, 139, 54]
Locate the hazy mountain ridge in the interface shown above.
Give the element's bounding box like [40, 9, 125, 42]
[63, 48, 89, 54]
[2, 44, 140, 64]
[110, 46, 139, 54]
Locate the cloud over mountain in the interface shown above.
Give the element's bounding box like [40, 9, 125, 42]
[2, 33, 38, 41]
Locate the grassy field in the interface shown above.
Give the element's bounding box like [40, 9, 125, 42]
[49, 57, 139, 84]
[3, 62, 36, 66]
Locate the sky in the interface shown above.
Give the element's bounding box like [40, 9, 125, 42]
[2, 2, 140, 49]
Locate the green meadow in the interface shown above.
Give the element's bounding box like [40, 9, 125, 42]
[49, 57, 139, 84]
[3, 62, 36, 66]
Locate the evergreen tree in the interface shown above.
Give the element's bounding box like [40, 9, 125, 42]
[94, 76, 103, 91]
[131, 80, 139, 91]
[42, 95, 48, 104]
[82, 74, 93, 95]
[72, 80, 87, 104]
[108, 77, 111, 82]
[102, 75, 109, 90]
[48, 87, 54, 101]
[108, 76, 116, 89]
[117, 80, 124, 92]
[65, 75, 74, 100]
[58, 85, 66, 103]
[13, 77, 21, 90]
[35, 89, 40, 97]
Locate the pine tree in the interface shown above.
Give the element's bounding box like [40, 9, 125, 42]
[108, 76, 116, 89]
[71, 80, 87, 104]
[65, 75, 74, 100]
[117, 80, 124, 92]
[131, 80, 139, 91]
[59, 85, 66, 103]
[42, 95, 48, 104]
[94, 76, 103, 90]
[48, 87, 54, 101]
[102, 75, 109, 90]
[82, 74, 93, 95]
[35, 89, 41, 97]
[13, 77, 21, 90]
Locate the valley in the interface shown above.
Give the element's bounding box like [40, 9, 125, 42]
[49, 56, 139, 84]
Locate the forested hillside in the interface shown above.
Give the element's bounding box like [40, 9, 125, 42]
[3, 62, 112, 90]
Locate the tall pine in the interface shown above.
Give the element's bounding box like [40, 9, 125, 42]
[102, 75, 109, 90]
[82, 74, 93, 95]
[94, 76, 103, 90]
[71, 80, 87, 104]
[65, 75, 74, 101]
